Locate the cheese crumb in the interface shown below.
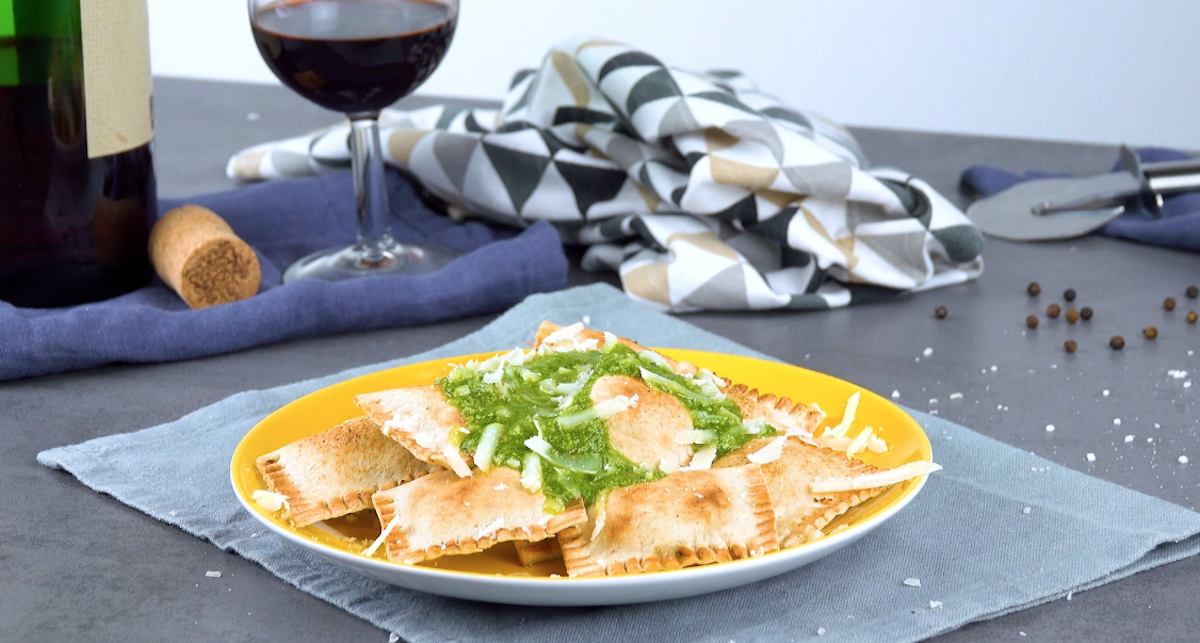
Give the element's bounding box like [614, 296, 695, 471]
[1022, 506, 1031, 514]
[891, 390, 900, 399]
[442, 446, 473, 478]
[929, 398, 938, 405]
[990, 365, 998, 372]
[817, 627, 826, 636]
[1045, 424, 1055, 432]
[1169, 370, 1189, 379]
[1180, 456, 1190, 464]
[903, 577, 921, 587]
[1103, 389, 1110, 397]
[251, 490, 288, 513]
[929, 601, 943, 609]
[923, 347, 933, 357]
[1086, 453, 1096, 462]
[747, 437, 786, 464]
[949, 392, 964, 400]
[389, 633, 401, 643]
[205, 571, 222, 578]
[493, 483, 508, 491]
[1124, 435, 1134, 443]
[1113, 418, 1122, 426]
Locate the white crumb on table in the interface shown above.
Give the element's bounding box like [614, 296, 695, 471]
[990, 365, 998, 372]
[205, 571, 222, 578]
[903, 577, 922, 587]
[817, 627, 826, 636]
[930, 410, 939, 415]
[389, 633, 401, 643]
[1113, 418, 1122, 426]
[1067, 591, 1073, 600]
[1051, 364, 1058, 369]
[581, 315, 591, 324]
[950, 392, 964, 400]
[1023, 507, 1031, 514]
[1086, 453, 1096, 462]
[1181, 456, 1191, 464]
[1125, 435, 1135, 443]
[1186, 381, 1193, 389]
[1102, 389, 1110, 397]
[892, 390, 900, 399]
[1168, 370, 1189, 379]
[929, 600, 943, 609]
[929, 398, 938, 404]
[1020, 632, 1027, 637]
[246, 112, 260, 121]
[1155, 423, 1161, 428]
[923, 347, 933, 357]
[168, 510, 178, 517]
[1045, 424, 1055, 432]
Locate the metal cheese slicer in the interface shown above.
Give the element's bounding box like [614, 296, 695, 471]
[966, 145, 1200, 241]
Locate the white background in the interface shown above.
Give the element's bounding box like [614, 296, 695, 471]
[149, 0, 1200, 149]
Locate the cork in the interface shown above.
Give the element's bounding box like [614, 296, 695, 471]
[148, 205, 260, 309]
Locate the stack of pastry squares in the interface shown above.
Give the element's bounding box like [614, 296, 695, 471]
[254, 322, 933, 577]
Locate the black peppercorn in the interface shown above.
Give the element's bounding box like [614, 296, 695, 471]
[1189, 311, 1198, 324]
[1063, 288, 1076, 302]
[1026, 315, 1039, 329]
[1065, 308, 1079, 324]
[1064, 340, 1077, 353]
[1047, 303, 1061, 318]
[1165, 297, 1177, 311]
[1144, 326, 1158, 339]
[1080, 306, 1094, 320]
[1110, 336, 1125, 350]
[1027, 282, 1041, 296]
[935, 306, 948, 319]
[1187, 285, 1199, 299]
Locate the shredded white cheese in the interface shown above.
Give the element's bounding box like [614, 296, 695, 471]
[442, 446, 473, 478]
[810, 461, 943, 493]
[590, 499, 607, 541]
[822, 392, 860, 439]
[686, 446, 717, 471]
[474, 423, 502, 471]
[603, 331, 619, 347]
[475, 516, 505, 541]
[542, 322, 584, 347]
[674, 429, 717, 445]
[362, 513, 403, 557]
[493, 482, 508, 491]
[903, 577, 922, 588]
[592, 394, 639, 418]
[520, 453, 543, 492]
[845, 426, 875, 459]
[747, 436, 787, 464]
[251, 490, 288, 512]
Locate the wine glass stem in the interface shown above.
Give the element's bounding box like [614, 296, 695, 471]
[349, 115, 391, 264]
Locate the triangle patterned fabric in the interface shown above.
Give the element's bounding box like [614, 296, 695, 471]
[228, 38, 984, 312]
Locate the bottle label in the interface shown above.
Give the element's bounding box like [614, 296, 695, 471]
[80, 0, 153, 159]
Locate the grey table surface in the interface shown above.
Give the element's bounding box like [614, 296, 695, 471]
[3, 77, 1199, 643]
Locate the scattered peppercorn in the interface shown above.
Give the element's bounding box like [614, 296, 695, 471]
[1063, 288, 1076, 302]
[1027, 282, 1041, 296]
[1026, 315, 1039, 329]
[1063, 340, 1077, 353]
[1187, 285, 1199, 299]
[1143, 326, 1159, 339]
[1164, 297, 1177, 311]
[1065, 308, 1079, 323]
[1110, 336, 1125, 350]
[1047, 303, 1061, 318]
[1080, 306, 1094, 320]
[934, 306, 948, 319]
[1188, 311, 1198, 324]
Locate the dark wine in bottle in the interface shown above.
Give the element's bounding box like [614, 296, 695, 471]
[252, 0, 456, 115]
[0, 0, 156, 308]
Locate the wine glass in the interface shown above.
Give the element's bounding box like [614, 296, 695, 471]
[248, 0, 461, 282]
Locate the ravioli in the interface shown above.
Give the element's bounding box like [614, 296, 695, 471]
[715, 436, 884, 547]
[255, 416, 435, 527]
[354, 386, 472, 473]
[371, 468, 586, 565]
[557, 464, 778, 576]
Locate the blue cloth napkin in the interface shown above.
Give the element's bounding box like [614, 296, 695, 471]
[961, 148, 1200, 252]
[0, 169, 567, 381]
[37, 284, 1200, 643]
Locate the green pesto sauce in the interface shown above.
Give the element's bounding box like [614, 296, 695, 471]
[436, 343, 775, 509]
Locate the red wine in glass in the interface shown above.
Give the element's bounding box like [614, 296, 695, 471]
[247, 0, 460, 282]
[252, 0, 456, 115]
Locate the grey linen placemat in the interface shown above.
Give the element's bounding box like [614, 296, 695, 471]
[38, 284, 1200, 643]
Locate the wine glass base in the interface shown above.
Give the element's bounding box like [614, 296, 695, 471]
[282, 239, 461, 283]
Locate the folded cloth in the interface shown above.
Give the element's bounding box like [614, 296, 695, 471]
[0, 169, 567, 381]
[38, 284, 1200, 643]
[229, 37, 984, 312]
[961, 148, 1200, 252]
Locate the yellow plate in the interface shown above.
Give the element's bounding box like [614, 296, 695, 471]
[231, 349, 933, 605]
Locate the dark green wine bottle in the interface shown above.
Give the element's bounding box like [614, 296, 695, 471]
[0, 0, 156, 308]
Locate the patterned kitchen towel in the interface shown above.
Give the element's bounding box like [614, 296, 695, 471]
[230, 37, 984, 311]
[961, 147, 1200, 253]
